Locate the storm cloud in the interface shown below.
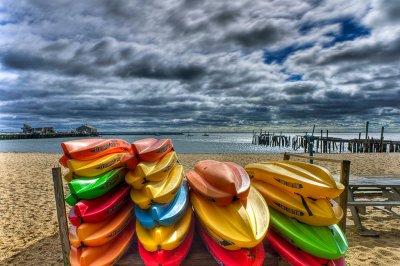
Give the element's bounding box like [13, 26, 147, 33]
[0, 0, 399, 132]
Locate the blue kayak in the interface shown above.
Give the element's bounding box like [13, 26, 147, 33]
[135, 180, 188, 229]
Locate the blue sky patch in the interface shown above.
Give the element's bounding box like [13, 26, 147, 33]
[286, 73, 303, 82]
[264, 44, 313, 65]
[265, 18, 370, 64]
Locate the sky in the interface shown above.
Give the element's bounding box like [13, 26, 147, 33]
[0, 0, 399, 132]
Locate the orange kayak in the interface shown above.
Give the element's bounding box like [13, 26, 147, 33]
[69, 203, 134, 248]
[186, 160, 250, 206]
[61, 139, 132, 161]
[132, 138, 174, 162]
[70, 222, 135, 266]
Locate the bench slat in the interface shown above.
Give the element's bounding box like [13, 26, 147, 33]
[347, 201, 400, 207]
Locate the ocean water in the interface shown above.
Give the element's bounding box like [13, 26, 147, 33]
[0, 132, 399, 153]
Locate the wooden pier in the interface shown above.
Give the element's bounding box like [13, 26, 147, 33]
[252, 123, 400, 153]
[0, 132, 99, 140]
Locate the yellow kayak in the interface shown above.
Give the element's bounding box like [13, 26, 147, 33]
[190, 186, 269, 250]
[136, 208, 192, 252]
[245, 161, 344, 199]
[130, 165, 184, 209]
[63, 171, 73, 182]
[125, 151, 178, 188]
[68, 152, 136, 177]
[252, 180, 343, 226]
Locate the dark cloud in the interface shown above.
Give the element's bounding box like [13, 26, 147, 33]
[226, 23, 286, 48]
[0, 0, 399, 132]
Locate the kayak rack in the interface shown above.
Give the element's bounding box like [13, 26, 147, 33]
[52, 167, 283, 266]
[283, 153, 351, 233]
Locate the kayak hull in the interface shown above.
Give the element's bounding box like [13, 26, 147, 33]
[130, 165, 184, 209]
[135, 180, 188, 229]
[132, 138, 174, 162]
[65, 167, 127, 206]
[266, 229, 345, 266]
[138, 219, 194, 266]
[269, 208, 348, 259]
[136, 209, 193, 252]
[68, 152, 138, 177]
[187, 160, 250, 206]
[252, 180, 343, 226]
[245, 161, 344, 199]
[125, 151, 178, 189]
[69, 203, 134, 247]
[197, 220, 264, 266]
[69, 222, 135, 266]
[68, 184, 131, 226]
[190, 186, 269, 250]
[61, 138, 132, 161]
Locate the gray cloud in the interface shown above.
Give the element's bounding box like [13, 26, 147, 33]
[0, 0, 399, 132]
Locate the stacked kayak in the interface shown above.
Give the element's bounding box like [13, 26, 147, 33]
[188, 160, 269, 266]
[127, 138, 193, 266]
[246, 161, 348, 265]
[60, 139, 138, 266]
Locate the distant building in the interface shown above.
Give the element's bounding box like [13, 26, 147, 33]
[21, 124, 55, 134]
[22, 124, 32, 133]
[76, 124, 98, 135]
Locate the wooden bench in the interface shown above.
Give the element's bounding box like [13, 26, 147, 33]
[282, 153, 400, 237]
[347, 177, 400, 236]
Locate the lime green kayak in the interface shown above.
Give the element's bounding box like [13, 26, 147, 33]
[65, 167, 127, 206]
[269, 208, 348, 259]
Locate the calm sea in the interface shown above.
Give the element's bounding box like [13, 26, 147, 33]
[0, 132, 399, 153]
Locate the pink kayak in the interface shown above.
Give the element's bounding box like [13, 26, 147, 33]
[266, 230, 346, 266]
[68, 184, 131, 226]
[138, 219, 194, 266]
[197, 220, 264, 266]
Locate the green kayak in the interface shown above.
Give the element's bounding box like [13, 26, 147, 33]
[269, 208, 348, 260]
[65, 167, 127, 206]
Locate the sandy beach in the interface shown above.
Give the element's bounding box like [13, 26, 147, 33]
[1, 152, 400, 265]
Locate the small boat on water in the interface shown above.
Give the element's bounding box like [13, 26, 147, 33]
[203, 133, 209, 136]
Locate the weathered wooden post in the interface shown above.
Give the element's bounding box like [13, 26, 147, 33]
[380, 126, 384, 152]
[338, 161, 351, 233]
[320, 130, 323, 153]
[52, 167, 70, 266]
[308, 140, 314, 164]
[283, 152, 290, 161]
[326, 130, 330, 153]
[364, 121, 369, 152]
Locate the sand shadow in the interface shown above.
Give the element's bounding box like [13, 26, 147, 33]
[0, 233, 63, 266]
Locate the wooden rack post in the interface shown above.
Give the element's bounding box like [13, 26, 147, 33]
[283, 153, 350, 233]
[52, 167, 70, 266]
[338, 160, 351, 231]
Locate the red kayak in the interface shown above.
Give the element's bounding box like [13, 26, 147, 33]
[132, 138, 174, 162]
[266, 230, 346, 266]
[68, 184, 131, 226]
[59, 154, 69, 168]
[61, 138, 132, 161]
[197, 220, 264, 266]
[138, 219, 194, 266]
